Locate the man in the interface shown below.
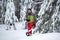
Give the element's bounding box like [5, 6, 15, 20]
[26, 8, 35, 36]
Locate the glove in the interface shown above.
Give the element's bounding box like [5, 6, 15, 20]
[26, 18, 30, 22]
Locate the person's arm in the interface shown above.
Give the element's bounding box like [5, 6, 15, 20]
[26, 16, 30, 22]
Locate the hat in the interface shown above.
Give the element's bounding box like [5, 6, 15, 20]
[27, 8, 32, 10]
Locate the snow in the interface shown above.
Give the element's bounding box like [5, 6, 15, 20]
[0, 22, 60, 40]
[0, 30, 60, 40]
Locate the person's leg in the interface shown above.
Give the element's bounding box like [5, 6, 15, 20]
[27, 22, 34, 35]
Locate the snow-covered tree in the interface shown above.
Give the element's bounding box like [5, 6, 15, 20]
[5, 0, 17, 30]
[33, 0, 60, 34]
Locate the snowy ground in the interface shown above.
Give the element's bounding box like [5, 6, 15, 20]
[0, 22, 60, 40]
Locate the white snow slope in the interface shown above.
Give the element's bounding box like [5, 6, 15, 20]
[0, 22, 60, 40]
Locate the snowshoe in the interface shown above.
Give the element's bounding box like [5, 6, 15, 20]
[26, 32, 30, 36]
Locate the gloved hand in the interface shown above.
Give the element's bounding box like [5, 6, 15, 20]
[26, 18, 30, 22]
